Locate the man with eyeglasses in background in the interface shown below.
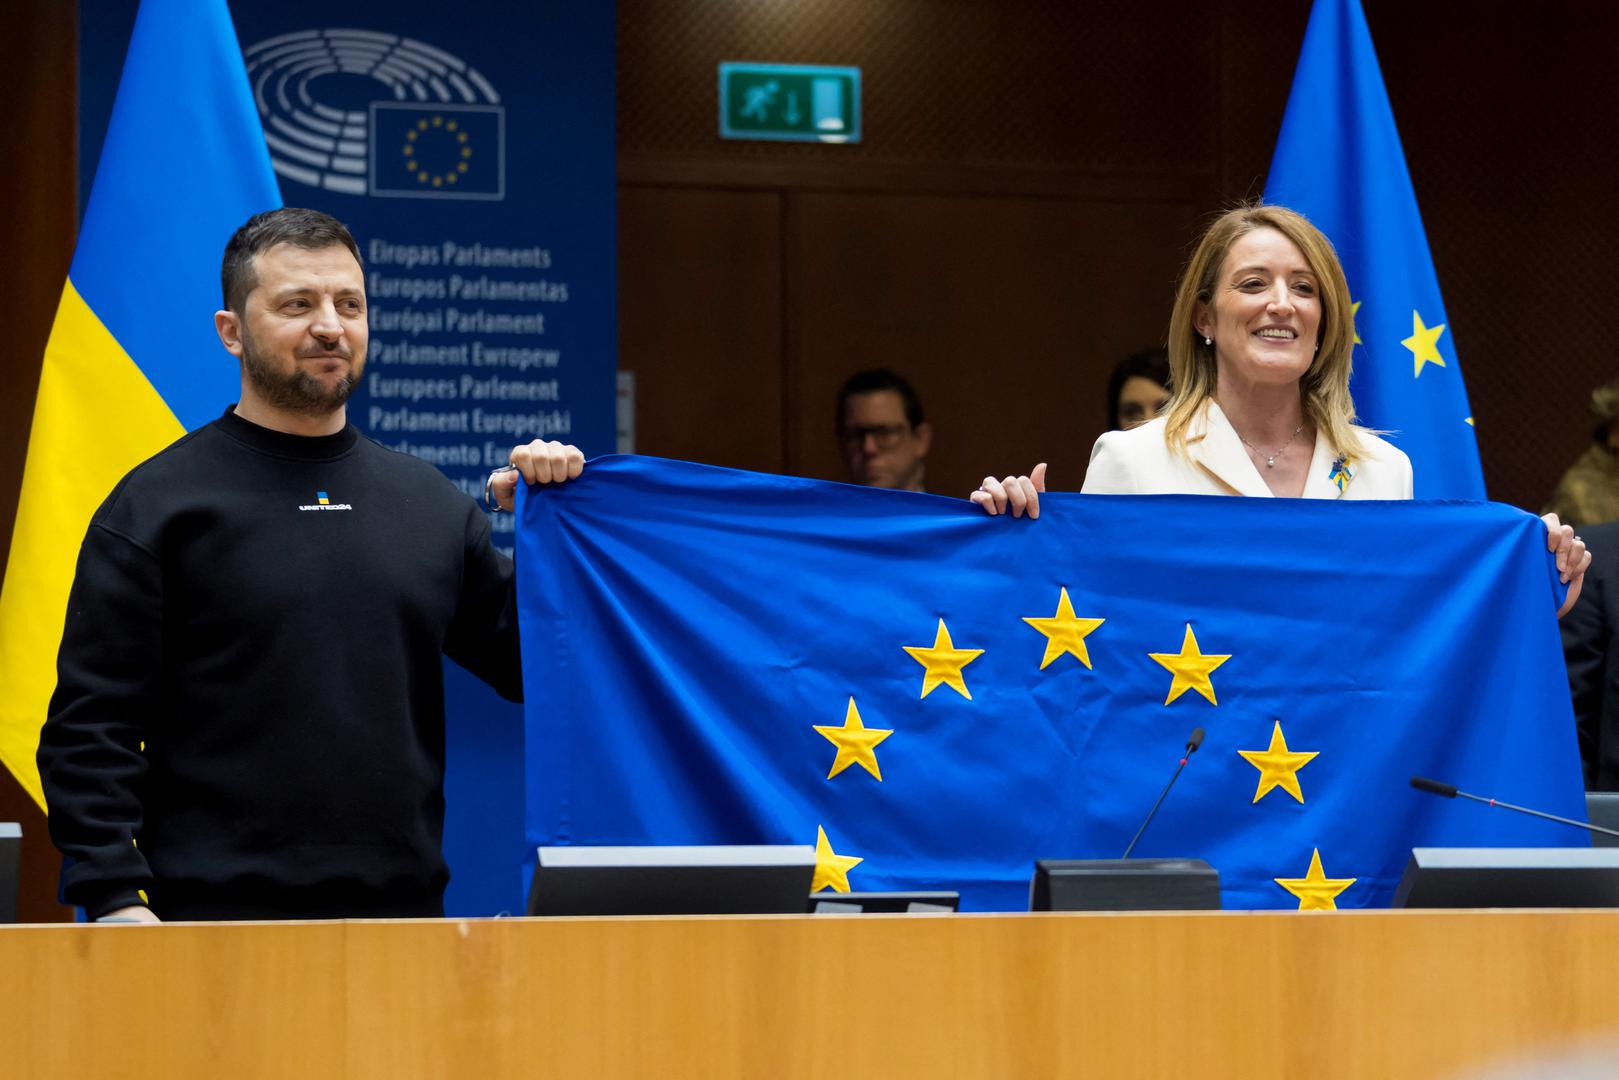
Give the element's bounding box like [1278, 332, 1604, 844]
[835, 368, 932, 492]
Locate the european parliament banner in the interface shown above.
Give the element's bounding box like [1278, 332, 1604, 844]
[517, 458, 1584, 911]
[218, 5, 616, 550]
[79, 3, 616, 914]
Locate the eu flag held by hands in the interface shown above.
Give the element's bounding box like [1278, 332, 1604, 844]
[1265, 0, 1486, 500]
[517, 457, 1582, 911]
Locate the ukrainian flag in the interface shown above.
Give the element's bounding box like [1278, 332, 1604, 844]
[1264, 0, 1487, 499]
[0, 0, 278, 806]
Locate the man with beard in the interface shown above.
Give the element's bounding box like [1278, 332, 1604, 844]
[36, 208, 580, 922]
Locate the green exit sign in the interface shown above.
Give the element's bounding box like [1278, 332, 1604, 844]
[719, 62, 861, 144]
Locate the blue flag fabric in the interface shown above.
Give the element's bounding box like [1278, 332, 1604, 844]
[1264, 0, 1486, 500]
[517, 457, 1581, 911]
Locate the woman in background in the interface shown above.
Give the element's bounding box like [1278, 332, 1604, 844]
[1107, 347, 1171, 432]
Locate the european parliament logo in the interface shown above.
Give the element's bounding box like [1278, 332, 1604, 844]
[242, 28, 506, 200]
[371, 104, 503, 200]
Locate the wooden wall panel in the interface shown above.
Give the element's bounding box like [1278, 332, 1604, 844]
[787, 192, 1200, 496]
[619, 187, 784, 472]
[0, 0, 76, 924]
[619, 0, 1220, 174]
[1215, 3, 1310, 202]
[0, 0, 75, 570]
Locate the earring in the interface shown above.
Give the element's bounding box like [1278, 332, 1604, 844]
[1204, 336, 1212, 346]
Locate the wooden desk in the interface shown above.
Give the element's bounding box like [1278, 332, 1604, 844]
[3, 910, 1619, 1078]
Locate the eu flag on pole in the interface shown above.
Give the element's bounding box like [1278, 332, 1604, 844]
[517, 458, 1581, 911]
[1264, 0, 1486, 500]
[0, 0, 278, 806]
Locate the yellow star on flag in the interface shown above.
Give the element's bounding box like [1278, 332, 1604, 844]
[1022, 587, 1106, 670]
[1148, 623, 1230, 706]
[1349, 299, 1362, 345]
[903, 618, 983, 700]
[812, 825, 862, 893]
[1274, 848, 1356, 911]
[1402, 310, 1447, 378]
[813, 697, 893, 781]
[1237, 721, 1318, 803]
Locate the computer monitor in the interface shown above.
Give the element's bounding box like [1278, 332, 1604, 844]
[1587, 793, 1619, 849]
[527, 844, 816, 916]
[1392, 847, 1619, 908]
[808, 891, 960, 914]
[0, 822, 20, 924]
[1030, 858, 1221, 912]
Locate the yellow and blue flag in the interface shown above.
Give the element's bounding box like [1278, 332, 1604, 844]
[1265, 0, 1486, 500]
[0, 0, 277, 806]
[517, 458, 1582, 910]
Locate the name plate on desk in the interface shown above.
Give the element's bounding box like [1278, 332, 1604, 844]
[528, 844, 815, 916]
[0, 822, 19, 924]
[1394, 847, 1619, 908]
[809, 891, 960, 914]
[1030, 858, 1221, 912]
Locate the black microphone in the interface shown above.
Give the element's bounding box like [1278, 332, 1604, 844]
[1122, 728, 1205, 858]
[1410, 776, 1456, 798]
[1409, 775, 1619, 840]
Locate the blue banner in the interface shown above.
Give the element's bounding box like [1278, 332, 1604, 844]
[517, 458, 1583, 911]
[1265, 0, 1486, 499]
[226, 6, 617, 512]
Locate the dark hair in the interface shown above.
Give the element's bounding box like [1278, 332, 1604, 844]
[836, 368, 925, 430]
[1106, 347, 1172, 431]
[220, 207, 363, 314]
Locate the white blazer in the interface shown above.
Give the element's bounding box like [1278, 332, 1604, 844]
[1081, 400, 1413, 500]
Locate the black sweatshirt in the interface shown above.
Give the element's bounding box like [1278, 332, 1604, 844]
[37, 408, 522, 919]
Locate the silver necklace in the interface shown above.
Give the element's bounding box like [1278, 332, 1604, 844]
[1237, 423, 1304, 469]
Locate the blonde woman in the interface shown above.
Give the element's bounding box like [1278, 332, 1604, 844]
[973, 203, 1590, 614]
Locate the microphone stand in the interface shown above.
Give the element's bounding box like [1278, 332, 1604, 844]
[1410, 776, 1619, 840]
[1122, 729, 1204, 859]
